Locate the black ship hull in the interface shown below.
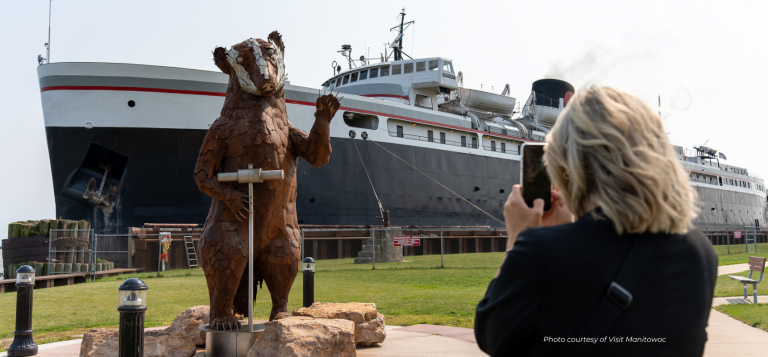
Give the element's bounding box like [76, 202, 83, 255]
[46, 126, 515, 232]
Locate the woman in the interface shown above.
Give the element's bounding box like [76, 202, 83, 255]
[475, 86, 717, 357]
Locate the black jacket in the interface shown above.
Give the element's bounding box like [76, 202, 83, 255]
[475, 211, 717, 357]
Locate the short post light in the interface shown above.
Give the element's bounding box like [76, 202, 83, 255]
[8, 265, 37, 356]
[117, 278, 148, 357]
[302, 257, 315, 308]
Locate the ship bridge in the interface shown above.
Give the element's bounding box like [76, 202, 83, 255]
[322, 57, 458, 110]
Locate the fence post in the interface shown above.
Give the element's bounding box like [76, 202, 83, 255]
[301, 230, 305, 260]
[440, 229, 444, 268]
[371, 229, 376, 270]
[92, 232, 97, 282]
[726, 227, 730, 255]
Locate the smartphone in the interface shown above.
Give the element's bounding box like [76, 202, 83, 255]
[520, 143, 551, 211]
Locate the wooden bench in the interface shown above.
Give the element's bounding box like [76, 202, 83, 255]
[728, 256, 766, 303]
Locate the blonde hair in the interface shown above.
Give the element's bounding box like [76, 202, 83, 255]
[544, 85, 698, 235]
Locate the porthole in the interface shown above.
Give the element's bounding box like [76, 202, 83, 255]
[128, 100, 136, 107]
[500, 189, 505, 194]
[309, 197, 315, 203]
[474, 187, 480, 192]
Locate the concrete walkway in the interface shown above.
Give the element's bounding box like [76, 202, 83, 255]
[4, 263, 765, 357]
[702, 263, 768, 356]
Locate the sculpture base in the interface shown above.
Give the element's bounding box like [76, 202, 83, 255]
[198, 323, 265, 357]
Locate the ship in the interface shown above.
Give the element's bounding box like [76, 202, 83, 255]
[36, 10, 767, 232]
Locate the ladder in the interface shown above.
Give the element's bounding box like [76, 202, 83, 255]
[184, 236, 199, 268]
[745, 226, 758, 254]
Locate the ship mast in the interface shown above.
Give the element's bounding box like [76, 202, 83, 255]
[389, 7, 414, 61]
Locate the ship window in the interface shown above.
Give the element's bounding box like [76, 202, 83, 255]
[336, 78, 342, 87]
[491, 141, 496, 151]
[501, 143, 506, 153]
[342, 75, 350, 85]
[461, 136, 467, 147]
[351, 72, 359, 83]
[392, 64, 401, 75]
[440, 132, 446, 144]
[416, 61, 426, 72]
[442, 61, 454, 73]
[396, 125, 403, 138]
[404, 63, 413, 73]
[429, 60, 439, 71]
[517, 144, 521, 154]
[381, 66, 389, 76]
[370, 68, 378, 78]
[428, 130, 433, 142]
[343, 111, 378, 130]
[359, 70, 368, 80]
[472, 137, 478, 148]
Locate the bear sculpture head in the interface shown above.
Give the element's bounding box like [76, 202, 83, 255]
[213, 31, 286, 96]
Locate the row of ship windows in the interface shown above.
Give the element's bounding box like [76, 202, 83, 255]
[689, 173, 763, 191]
[326, 60, 454, 89]
[393, 125, 521, 153]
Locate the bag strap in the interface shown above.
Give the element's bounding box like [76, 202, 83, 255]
[557, 234, 658, 356]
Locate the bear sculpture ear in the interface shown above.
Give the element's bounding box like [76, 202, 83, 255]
[213, 46, 232, 74]
[268, 31, 285, 55]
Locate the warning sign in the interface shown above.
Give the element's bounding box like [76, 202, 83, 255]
[394, 235, 421, 246]
[734, 231, 742, 239]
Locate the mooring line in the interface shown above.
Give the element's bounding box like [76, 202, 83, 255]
[352, 138, 385, 217]
[366, 138, 506, 226]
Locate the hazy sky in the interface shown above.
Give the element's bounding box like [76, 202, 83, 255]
[1, 0, 767, 240]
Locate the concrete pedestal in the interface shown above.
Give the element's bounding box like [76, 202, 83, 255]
[198, 323, 264, 357]
[354, 229, 403, 264]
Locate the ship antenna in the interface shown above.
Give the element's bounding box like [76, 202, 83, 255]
[47, 0, 52, 63]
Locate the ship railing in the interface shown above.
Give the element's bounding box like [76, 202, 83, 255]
[482, 145, 519, 155]
[389, 131, 479, 149]
[689, 177, 718, 185]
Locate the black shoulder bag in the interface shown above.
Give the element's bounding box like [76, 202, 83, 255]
[557, 234, 658, 356]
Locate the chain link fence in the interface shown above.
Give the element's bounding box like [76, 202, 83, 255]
[699, 225, 766, 255]
[95, 233, 202, 274]
[299, 226, 507, 270]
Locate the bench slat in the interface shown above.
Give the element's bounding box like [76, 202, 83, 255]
[748, 256, 766, 264]
[728, 275, 758, 283]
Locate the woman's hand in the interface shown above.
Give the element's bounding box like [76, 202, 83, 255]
[541, 190, 574, 227]
[503, 185, 544, 251]
[503, 186, 575, 251]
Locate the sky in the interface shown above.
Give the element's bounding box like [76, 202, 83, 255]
[1, 0, 767, 243]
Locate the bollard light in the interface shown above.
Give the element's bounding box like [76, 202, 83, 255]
[118, 278, 148, 357]
[302, 257, 315, 308]
[7, 265, 37, 356]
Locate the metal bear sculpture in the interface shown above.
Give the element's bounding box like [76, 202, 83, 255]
[194, 31, 339, 330]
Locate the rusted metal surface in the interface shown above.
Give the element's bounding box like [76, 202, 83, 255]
[194, 31, 340, 330]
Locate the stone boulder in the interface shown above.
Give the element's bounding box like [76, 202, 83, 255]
[170, 305, 210, 346]
[247, 316, 356, 357]
[80, 327, 196, 357]
[293, 302, 386, 346]
[79, 329, 118, 357]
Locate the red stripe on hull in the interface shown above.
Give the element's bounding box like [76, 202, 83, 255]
[40, 86, 226, 97]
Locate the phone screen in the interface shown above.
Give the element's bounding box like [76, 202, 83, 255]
[522, 144, 551, 211]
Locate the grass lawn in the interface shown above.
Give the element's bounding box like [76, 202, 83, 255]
[714, 304, 768, 332]
[712, 242, 768, 266]
[0, 253, 503, 351]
